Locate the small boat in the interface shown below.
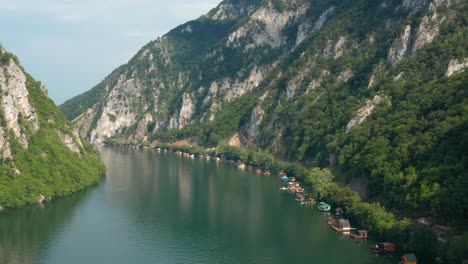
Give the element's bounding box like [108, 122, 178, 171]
[280, 187, 288, 191]
[371, 242, 396, 254]
[281, 176, 289, 182]
[350, 230, 368, 240]
[157, 148, 161, 152]
[190, 154, 195, 159]
[206, 155, 210, 160]
[318, 202, 331, 212]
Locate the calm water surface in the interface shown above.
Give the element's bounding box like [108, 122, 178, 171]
[0, 147, 393, 264]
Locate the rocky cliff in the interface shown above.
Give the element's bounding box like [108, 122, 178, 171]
[0, 46, 105, 209]
[61, 0, 466, 230]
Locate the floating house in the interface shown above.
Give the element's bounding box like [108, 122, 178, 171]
[371, 242, 396, 254]
[296, 187, 305, 193]
[350, 230, 368, 240]
[281, 176, 289, 182]
[263, 170, 271, 176]
[255, 168, 262, 175]
[306, 198, 316, 205]
[400, 253, 417, 264]
[289, 177, 296, 182]
[333, 219, 352, 233]
[336, 207, 344, 216]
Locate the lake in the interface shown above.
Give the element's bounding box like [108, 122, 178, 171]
[0, 146, 393, 264]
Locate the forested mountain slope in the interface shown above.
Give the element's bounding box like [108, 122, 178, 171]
[61, 0, 466, 238]
[0, 46, 105, 209]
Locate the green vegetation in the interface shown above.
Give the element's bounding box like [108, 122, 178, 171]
[0, 52, 105, 208]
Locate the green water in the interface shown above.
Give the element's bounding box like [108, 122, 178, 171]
[0, 146, 393, 264]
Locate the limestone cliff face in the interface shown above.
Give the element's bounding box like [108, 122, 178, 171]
[61, 0, 465, 148]
[0, 47, 104, 209]
[0, 48, 86, 159]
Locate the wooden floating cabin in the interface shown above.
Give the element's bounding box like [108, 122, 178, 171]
[289, 177, 296, 182]
[332, 219, 352, 233]
[263, 170, 271, 176]
[255, 168, 262, 175]
[371, 242, 396, 254]
[295, 194, 305, 203]
[400, 253, 417, 264]
[288, 185, 296, 192]
[296, 187, 305, 193]
[327, 216, 335, 225]
[294, 182, 300, 187]
[350, 230, 368, 240]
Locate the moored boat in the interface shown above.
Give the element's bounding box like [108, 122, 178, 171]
[318, 202, 331, 212]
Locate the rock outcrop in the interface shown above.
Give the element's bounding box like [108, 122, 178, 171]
[0, 47, 104, 209]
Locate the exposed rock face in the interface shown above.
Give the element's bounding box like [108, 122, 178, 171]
[56, 130, 81, 155]
[244, 105, 264, 142]
[446, 58, 468, 77]
[0, 126, 11, 158]
[61, 0, 465, 148]
[346, 95, 386, 133]
[412, 14, 440, 53]
[337, 71, 354, 83]
[222, 66, 272, 101]
[227, 4, 299, 50]
[388, 25, 412, 65]
[179, 93, 196, 129]
[0, 47, 104, 210]
[296, 6, 334, 46]
[0, 59, 39, 148]
[307, 70, 329, 93]
[89, 76, 143, 143]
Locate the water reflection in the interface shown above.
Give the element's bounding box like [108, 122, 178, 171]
[0, 187, 95, 264]
[0, 147, 392, 264]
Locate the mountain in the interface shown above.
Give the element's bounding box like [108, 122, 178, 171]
[0, 46, 105, 209]
[62, 0, 466, 236]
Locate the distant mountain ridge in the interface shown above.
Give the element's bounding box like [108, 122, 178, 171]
[61, 0, 467, 241]
[0, 46, 105, 209]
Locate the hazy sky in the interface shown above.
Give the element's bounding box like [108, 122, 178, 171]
[0, 0, 220, 104]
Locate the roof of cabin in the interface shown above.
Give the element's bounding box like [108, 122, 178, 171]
[403, 254, 417, 261]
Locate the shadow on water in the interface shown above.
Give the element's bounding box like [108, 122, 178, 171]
[0, 185, 99, 264]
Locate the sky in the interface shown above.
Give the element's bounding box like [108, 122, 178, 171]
[0, 0, 220, 104]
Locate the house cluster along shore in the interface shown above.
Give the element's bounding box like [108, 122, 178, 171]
[108, 143, 419, 264]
